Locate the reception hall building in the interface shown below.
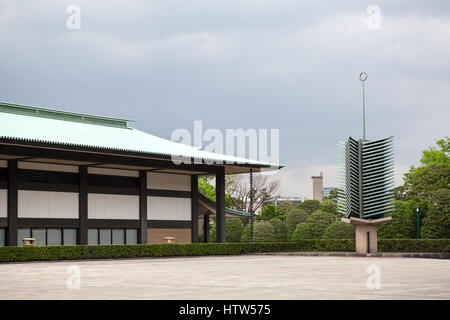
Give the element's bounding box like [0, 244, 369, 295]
[0, 102, 280, 246]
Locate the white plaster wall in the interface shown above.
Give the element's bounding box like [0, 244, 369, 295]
[18, 161, 78, 173]
[18, 191, 79, 218]
[88, 167, 138, 177]
[0, 190, 6, 218]
[88, 194, 139, 219]
[147, 172, 191, 191]
[147, 196, 191, 221]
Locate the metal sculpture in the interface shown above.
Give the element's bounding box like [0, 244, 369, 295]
[337, 136, 395, 219]
[337, 73, 395, 220]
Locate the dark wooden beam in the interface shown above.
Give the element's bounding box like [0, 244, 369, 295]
[17, 218, 79, 228]
[216, 166, 226, 243]
[139, 171, 148, 244]
[78, 165, 88, 245]
[7, 160, 18, 246]
[147, 220, 191, 229]
[87, 219, 140, 228]
[204, 215, 210, 243]
[191, 175, 199, 243]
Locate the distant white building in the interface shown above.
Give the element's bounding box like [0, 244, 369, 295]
[274, 196, 302, 207]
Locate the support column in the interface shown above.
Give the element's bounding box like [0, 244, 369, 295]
[78, 165, 88, 245]
[191, 175, 199, 243]
[204, 215, 210, 243]
[342, 217, 392, 254]
[139, 170, 148, 244]
[216, 166, 226, 243]
[7, 159, 18, 246]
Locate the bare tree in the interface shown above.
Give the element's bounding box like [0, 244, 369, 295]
[226, 174, 280, 212]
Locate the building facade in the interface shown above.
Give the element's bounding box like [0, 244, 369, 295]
[311, 172, 323, 202]
[0, 102, 280, 246]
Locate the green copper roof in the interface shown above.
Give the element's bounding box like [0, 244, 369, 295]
[0, 101, 132, 129]
[198, 193, 251, 217]
[0, 101, 281, 169]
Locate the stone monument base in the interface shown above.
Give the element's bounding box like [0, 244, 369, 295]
[341, 216, 392, 254]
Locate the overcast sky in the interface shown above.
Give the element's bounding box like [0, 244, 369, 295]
[1, 1, 449, 198]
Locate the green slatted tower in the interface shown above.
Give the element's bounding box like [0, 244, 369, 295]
[337, 136, 395, 219]
[337, 73, 394, 254]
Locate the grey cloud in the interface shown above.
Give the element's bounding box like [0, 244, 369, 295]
[1, 0, 449, 197]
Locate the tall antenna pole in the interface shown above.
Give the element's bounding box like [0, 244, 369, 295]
[360, 72, 368, 141]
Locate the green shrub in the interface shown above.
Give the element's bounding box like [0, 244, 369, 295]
[241, 221, 275, 242]
[322, 221, 355, 239]
[421, 189, 450, 239]
[320, 199, 338, 215]
[226, 218, 243, 243]
[378, 201, 417, 239]
[258, 204, 279, 221]
[0, 239, 448, 262]
[291, 222, 313, 240]
[209, 218, 244, 243]
[209, 223, 217, 243]
[306, 210, 335, 239]
[297, 200, 321, 214]
[268, 218, 288, 241]
[378, 239, 450, 253]
[285, 209, 308, 238]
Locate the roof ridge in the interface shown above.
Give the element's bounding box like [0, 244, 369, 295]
[0, 101, 134, 129]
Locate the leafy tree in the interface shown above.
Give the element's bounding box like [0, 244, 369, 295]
[209, 218, 243, 242]
[421, 189, 450, 239]
[419, 137, 449, 166]
[257, 204, 279, 221]
[291, 222, 313, 240]
[198, 178, 232, 207]
[241, 221, 275, 242]
[199, 178, 217, 201]
[320, 199, 339, 217]
[404, 163, 450, 202]
[323, 188, 338, 201]
[397, 137, 449, 239]
[275, 200, 294, 215]
[285, 209, 309, 238]
[378, 201, 416, 239]
[394, 186, 407, 201]
[322, 221, 355, 239]
[297, 200, 321, 214]
[403, 137, 449, 203]
[306, 210, 335, 239]
[268, 218, 288, 241]
[226, 218, 243, 242]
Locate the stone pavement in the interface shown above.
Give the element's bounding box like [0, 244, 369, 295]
[0, 255, 449, 299]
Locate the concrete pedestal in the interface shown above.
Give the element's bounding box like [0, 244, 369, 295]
[341, 216, 392, 254]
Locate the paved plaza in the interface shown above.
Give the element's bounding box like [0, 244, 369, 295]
[0, 255, 449, 299]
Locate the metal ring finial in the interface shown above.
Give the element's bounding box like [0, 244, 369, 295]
[359, 72, 368, 81]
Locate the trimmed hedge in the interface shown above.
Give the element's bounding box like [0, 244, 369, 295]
[378, 239, 450, 253]
[0, 239, 448, 263]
